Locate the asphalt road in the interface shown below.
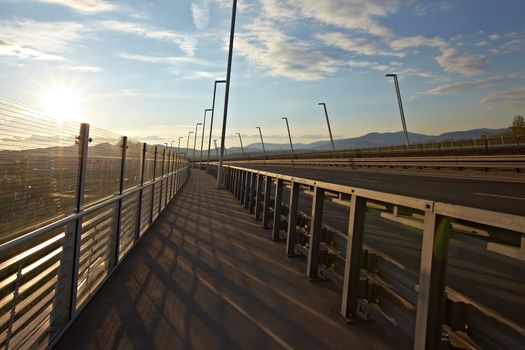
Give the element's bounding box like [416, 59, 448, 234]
[237, 164, 525, 216]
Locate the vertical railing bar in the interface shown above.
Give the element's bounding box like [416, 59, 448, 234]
[158, 148, 165, 213]
[243, 171, 250, 208]
[249, 172, 256, 213]
[254, 174, 263, 220]
[262, 175, 272, 229]
[149, 146, 158, 224]
[135, 143, 147, 241]
[286, 181, 300, 256]
[272, 178, 284, 240]
[306, 186, 324, 280]
[340, 195, 366, 319]
[69, 123, 90, 320]
[112, 136, 128, 267]
[414, 212, 450, 350]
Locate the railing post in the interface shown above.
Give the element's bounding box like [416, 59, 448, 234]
[165, 150, 171, 205]
[272, 178, 284, 240]
[232, 169, 237, 194]
[307, 186, 324, 280]
[244, 172, 251, 208]
[237, 170, 243, 200]
[340, 195, 366, 319]
[68, 123, 90, 320]
[135, 143, 147, 241]
[286, 181, 300, 256]
[249, 172, 256, 213]
[254, 174, 263, 220]
[262, 175, 272, 228]
[159, 148, 166, 212]
[414, 212, 450, 350]
[150, 146, 158, 223]
[239, 171, 245, 203]
[111, 136, 128, 267]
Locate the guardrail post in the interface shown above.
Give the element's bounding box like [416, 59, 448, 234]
[110, 136, 128, 268]
[150, 146, 158, 223]
[307, 186, 324, 280]
[286, 181, 300, 256]
[340, 195, 366, 319]
[272, 178, 284, 240]
[237, 170, 243, 200]
[254, 174, 263, 220]
[135, 143, 147, 241]
[159, 148, 166, 212]
[249, 172, 256, 213]
[165, 150, 171, 205]
[262, 176, 272, 228]
[240, 171, 246, 204]
[67, 123, 90, 320]
[414, 212, 450, 350]
[244, 172, 251, 208]
[232, 169, 237, 194]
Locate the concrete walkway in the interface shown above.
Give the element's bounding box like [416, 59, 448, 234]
[55, 169, 401, 350]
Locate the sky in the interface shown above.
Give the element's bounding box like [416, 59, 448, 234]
[1, 0, 524, 148]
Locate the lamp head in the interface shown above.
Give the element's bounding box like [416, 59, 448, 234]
[385, 73, 397, 77]
[216, 79, 227, 84]
[318, 102, 325, 106]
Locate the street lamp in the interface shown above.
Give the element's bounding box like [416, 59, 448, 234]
[207, 80, 227, 170]
[177, 137, 183, 154]
[282, 117, 294, 153]
[186, 131, 194, 157]
[217, 0, 238, 189]
[213, 139, 220, 159]
[318, 102, 335, 151]
[386, 73, 410, 146]
[256, 126, 266, 158]
[193, 122, 202, 163]
[236, 132, 245, 155]
[200, 108, 212, 166]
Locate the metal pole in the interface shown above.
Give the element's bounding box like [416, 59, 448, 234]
[256, 126, 266, 158]
[386, 74, 410, 146]
[282, 117, 294, 153]
[201, 109, 212, 166]
[236, 132, 245, 155]
[214, 139, 220, 158]
[318, 102, 335, 151]
[217, 0, 237, 189]
[207, 80, 226, 170]
[193, 123, 201, 163]
[186, 132, 193, 154]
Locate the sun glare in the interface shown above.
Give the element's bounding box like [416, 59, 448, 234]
[42, 86, 83, 121]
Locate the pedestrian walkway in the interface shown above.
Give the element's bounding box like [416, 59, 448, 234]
[55, 169, 401, 350]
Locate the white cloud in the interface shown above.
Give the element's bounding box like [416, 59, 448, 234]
[391, 35, 487, 76]
[191, 1, 210, 30]
[116, 53, 213, 66]
[489, 34, 500, 41]
[480, 86, 525, 107]
[347, 60, 374, 68]
[316, 32, 404, 57]
[476, 40, 488, 47]
[66, 65, 101, 72]
[101, 21, 198, 56]
[0, 19, 84, 61]
[494, 35, 525, 53]
[289, 0, 400, 38]
[261, 0, 295, 19]
[235, 21, 340, 81]
[36, 0, 114, 13]
[422, 75, 515, 95]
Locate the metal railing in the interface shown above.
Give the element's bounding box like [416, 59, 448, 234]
[211, 164, 525, 350]
[0, 98, 190, 349]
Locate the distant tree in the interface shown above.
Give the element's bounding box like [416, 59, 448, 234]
[510, 115, 525, 136]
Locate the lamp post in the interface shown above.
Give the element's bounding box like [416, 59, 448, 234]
[256, 126, 266, 158]
[282, 116, 294, 153]
[207, 80, 226, 170]
[200, 108, 212, 166]
[386, 73, 410, 146]
[318, 102, 335, 151]
[236, 132, 245, 155]
[213, 139, 220, 158]
[186, 131, 194, 157]
[193, 122, 202, 163]
[217, 0, 238, 189]
[177, 137, 183, 154]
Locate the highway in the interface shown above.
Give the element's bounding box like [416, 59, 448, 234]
[236, 164, 525, 216]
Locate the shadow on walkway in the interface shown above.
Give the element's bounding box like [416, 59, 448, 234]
[55, 169, 402, 350]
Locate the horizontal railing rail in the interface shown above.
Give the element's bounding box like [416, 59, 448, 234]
[0, 98, 191, 350]
[210, 163, 525, 350]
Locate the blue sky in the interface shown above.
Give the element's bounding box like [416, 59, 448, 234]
[1, 0, 524, 148]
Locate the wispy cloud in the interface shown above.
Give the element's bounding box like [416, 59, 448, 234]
[66, 65, 101, 72]
[116, 53, 213, 66]
[235, 21, 340, 81]
[0, 19, 84, 61]
[316, 32, 404, 57]
[421, 75, 515, 95]
[480, 86, 525, 107]
[36, 0, 114, 13]
[191, 1, 210, 30]
[101, 21, 198, 56]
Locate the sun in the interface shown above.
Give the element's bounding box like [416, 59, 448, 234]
[42, 86, 83, 121]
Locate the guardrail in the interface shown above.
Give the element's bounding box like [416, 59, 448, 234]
[0, 98, 190, 350]
[221, 155, 525, 173]
[209, 164, 525, 350]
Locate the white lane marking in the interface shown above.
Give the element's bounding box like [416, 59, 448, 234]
[348, 177, 379, 183]
[474, 192, 525, 201]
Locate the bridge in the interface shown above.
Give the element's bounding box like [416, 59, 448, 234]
[1, 98, 524, 350]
